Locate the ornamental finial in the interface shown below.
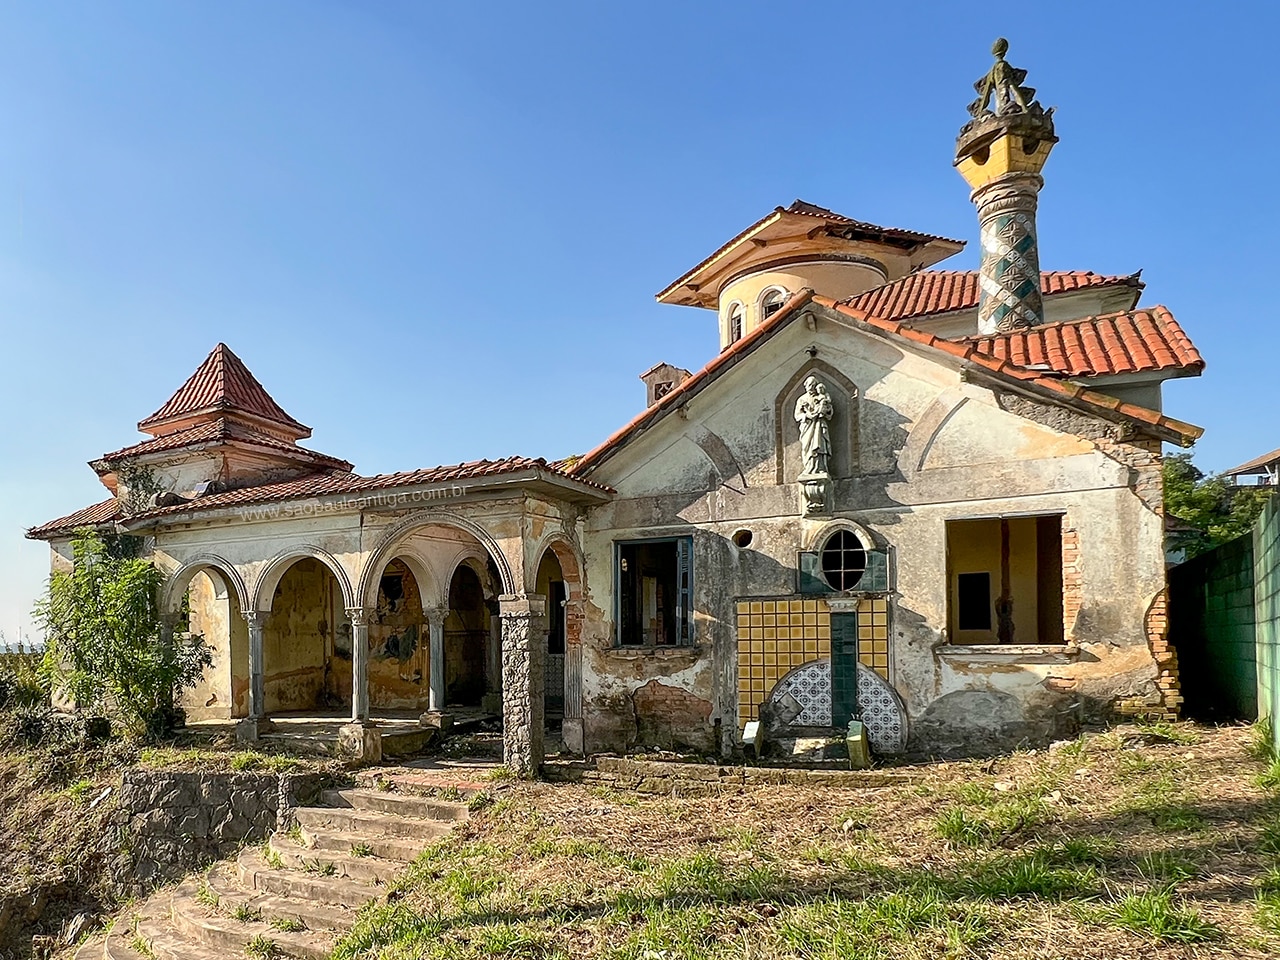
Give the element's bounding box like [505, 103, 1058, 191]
[966, 37, 1047, 120]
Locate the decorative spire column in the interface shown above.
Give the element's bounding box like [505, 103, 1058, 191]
[955, 38, 1057, 334]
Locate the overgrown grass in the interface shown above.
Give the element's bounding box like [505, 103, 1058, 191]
[244, 933, 281, 959]
[230, 902, 263, 923]
[267, 914, 306, 933]
[1094, 889, 1220, 943]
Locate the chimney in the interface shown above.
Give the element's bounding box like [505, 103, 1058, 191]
[639, 362, 692, 408]
[955, 38, 1057, 334]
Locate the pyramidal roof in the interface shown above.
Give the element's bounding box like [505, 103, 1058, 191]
[137, 343, 311, 439]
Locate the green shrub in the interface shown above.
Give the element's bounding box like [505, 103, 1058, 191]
[34, 530, 213, 739]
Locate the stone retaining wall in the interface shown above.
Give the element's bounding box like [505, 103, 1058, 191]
[115, 770, 331, 889]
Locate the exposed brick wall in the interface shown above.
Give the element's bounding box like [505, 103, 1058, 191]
[632, 679, 714, 752]
[1062, 521, 1082, 639]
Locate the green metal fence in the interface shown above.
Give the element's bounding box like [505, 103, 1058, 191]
[1168, 496, 1280, 750]
[1255, 497, 1280, 753]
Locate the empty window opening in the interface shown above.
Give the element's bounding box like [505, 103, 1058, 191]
[761, 288, 787, 321]
[616, 538, 693, 646]
[946, 515, 1064, 644]
[728, 303, 744, 344]
[820, 529, 867, 591]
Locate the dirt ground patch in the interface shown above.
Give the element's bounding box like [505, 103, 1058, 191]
[335, 722, 1280, 959]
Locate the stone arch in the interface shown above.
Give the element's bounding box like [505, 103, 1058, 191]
[526, 532, 584, 600]
[162, 554, 250, 616]
[357, 511, 516, 611]
[774, 359, 860, 484]
[802, 518, 884, 554]
[253, 545, 355, 613]
[367, 550, 442, 613]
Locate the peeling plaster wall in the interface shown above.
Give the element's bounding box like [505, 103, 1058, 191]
[183, 570, 249, 720]
[582, 311, 1172, 757]
[368, 559, 429, 710]
[262, 558, 343, 713]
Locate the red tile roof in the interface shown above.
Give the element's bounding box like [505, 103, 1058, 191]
[29, 456, 614, 537]
[26, 498, 122, 539]
[132, 457, 611, 523]
[965, 307, 1205, 378]
[845, 270, 1142, 322]
[95, 418, 353, 471]
[1224, 447, 1280, 477]
[138, 343, 311, 438]
[570, 289, 1202, 476]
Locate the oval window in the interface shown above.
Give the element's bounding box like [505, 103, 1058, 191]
[820, 529, 867, 591]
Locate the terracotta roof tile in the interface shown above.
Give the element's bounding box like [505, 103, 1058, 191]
[1225, 447, 1280, 477]
[96, 418, 353, 471]
[845, 270, 1142, 322]
[964, 307, 1205, 378]
[26, 498, 122, 539]
[114, 456, 612, 524]
[571, 290, 1202, 476]
[138, 344, 310, 437]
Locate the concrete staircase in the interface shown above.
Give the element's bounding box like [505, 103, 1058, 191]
[74, 787, 469, 960]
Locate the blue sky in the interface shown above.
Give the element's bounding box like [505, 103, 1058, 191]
[0, 1, 1275, 641]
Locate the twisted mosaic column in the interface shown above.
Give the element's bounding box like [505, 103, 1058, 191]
[973, 172, 1044, 334]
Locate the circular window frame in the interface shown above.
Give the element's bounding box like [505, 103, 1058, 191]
[819, 529, 868, 592]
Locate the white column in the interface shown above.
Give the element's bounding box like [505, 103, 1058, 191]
[348, 607, 371, 722]
[426, 606, 448, 713]
[245, 610, 265, 721]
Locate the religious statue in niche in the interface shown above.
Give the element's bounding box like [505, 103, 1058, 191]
[794, 375, 834, 514]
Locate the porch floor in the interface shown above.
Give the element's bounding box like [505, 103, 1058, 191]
[188, 708, 497, 756]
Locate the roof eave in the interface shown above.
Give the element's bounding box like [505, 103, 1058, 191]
[120, 468, 613, 532]
[655, 211, 783, 306]
[137, 405, 312, 440]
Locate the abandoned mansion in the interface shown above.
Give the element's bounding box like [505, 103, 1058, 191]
[28, 43, 1206, 773]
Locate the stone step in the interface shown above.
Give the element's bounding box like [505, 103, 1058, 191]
[299, 821, 441, 862]
[268, 834, 403, 885]
[236, 846, 378, 908]
[106, 917, 221, 960]
[167, 877, 338, 959]
[295, 804, 453, 840]
[320, 787, 470, 821]
[204, 861, 360, 932]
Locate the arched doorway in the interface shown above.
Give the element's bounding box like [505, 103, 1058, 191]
[445, 563, 492, 708]
[261, 557, 350, 714]
[535, 549, 567, 725]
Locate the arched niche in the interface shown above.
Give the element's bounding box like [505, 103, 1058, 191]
[774, 359, 860, 484]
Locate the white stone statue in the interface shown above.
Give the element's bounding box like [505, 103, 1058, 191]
[794, 375, 834, 515]
[794, 376, 834, 478]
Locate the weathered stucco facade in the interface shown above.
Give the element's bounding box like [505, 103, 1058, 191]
[29, 46, 1206, 770]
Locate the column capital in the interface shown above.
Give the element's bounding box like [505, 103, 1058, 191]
[424, 605, 450, 625]
[346, 606, 373, 627]
[242, 609, 264, 628]
[499, 594, 546, 620]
